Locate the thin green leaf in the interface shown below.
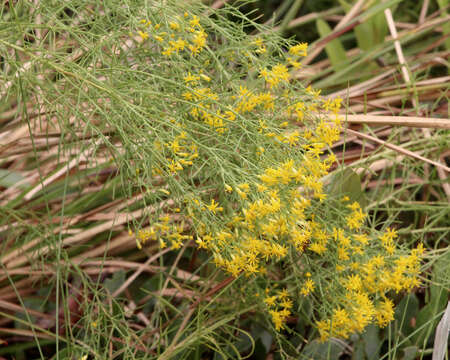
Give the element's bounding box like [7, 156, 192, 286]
[316, 18, 348, 72]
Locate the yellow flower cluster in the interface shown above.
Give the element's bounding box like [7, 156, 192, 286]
[259, 64, 290, 88]
[196, 149, 338, 278]
[136, 215, 192, 250]
[129, 7, 423, 340]
[252, 37, 267, 54]
[137, 14, 207, 56]
[346, 201, 367, 230]
[300, 272, 315, 296]
[264, 289, 293, 331]
[379, 227, 398, 254]
[163, 130, 199, 175]
[315, 228, 423, 341]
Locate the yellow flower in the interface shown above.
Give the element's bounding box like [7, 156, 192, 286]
[353, 234, 369, 245]
[300, 279, 315, 296]
[278, 288, 289, 299]
[264, 295, 277, 307]
[138, 31, 149, 40]
[237, 183, 250, 192]
[169, 21, 180, 31]
[189, 15, 200, 28]
[289, 42, 308, 56]
[200, 73, 211, 82]
[376, 298, 394, 327]
[269, 309, 290, 331]
[195, 237, 207, 249]
[306, 85, 321, 99]
[206, 199, 223, 214]
[167, 160, 183, 173]
[310, 242, 326, 255]
[344, 274, 362, 292]
[259, 64, 289, 88]
[280, 299, 293, 309]
[184, 72, 200, 83]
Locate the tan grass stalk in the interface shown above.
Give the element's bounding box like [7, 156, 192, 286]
[0, 299, 54, 321]
[3, 206, 150, 268]
[346, 128, 450, 173]
[24, 139, 103, 200]
[111, 248, 172, 297]
[419, 0, 430, 25]
[303, 0, 365, 66]
[0, 327, 55, 340]
[344, 115, 450, 129]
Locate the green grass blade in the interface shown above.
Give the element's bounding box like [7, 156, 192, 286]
[315, 18, 348, 72]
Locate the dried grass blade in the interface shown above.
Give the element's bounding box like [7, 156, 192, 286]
[345, 128, 450, 172]
[345, 115, 450, 129]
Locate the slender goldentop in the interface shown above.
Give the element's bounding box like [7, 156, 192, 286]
[129, 2, 422, 339]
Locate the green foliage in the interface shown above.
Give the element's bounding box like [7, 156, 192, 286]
[327, 167, 367, 207]
[316, 18, 348, 72]
[437, 0, 450, 72]
[0, 169, 30, 188]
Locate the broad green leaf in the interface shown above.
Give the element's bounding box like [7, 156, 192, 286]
[327, 168, 367, 208]
[432, 249, 450, 290]
[371, 2, 398, 45]
[233, 331, 253, 353]
[354, 21, 374, 51]
[14, 298, 45, 330]
[337, 0, 351, 12]
[251, 323, 273, 354]
[338, 0, 393, 50]
[363, 324, 381, 360]
[258, 330, 273, 353]
[51, 348, 71, 360]
[412, 251, 450, 345]
[372, 11, 389, 45]
[394, 293, 419, 338]
[279, 0, 304, 35]
[433, 302, 450, 360]
[246, 323, 273, 359]
[316, 18, 348, 73]
[104, 270, 126, 294]
[437, 0, 450, 52]
[352, 338, 365, 360]
[413, 304, 435, 346]
[253, 338, 269, 359]
[302, 339, 344, 360]
[402, 346, 419, 360]
[0, 169, 29, 188]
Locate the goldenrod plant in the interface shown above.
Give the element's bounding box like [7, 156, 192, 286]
[128, 2, 422, 339]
